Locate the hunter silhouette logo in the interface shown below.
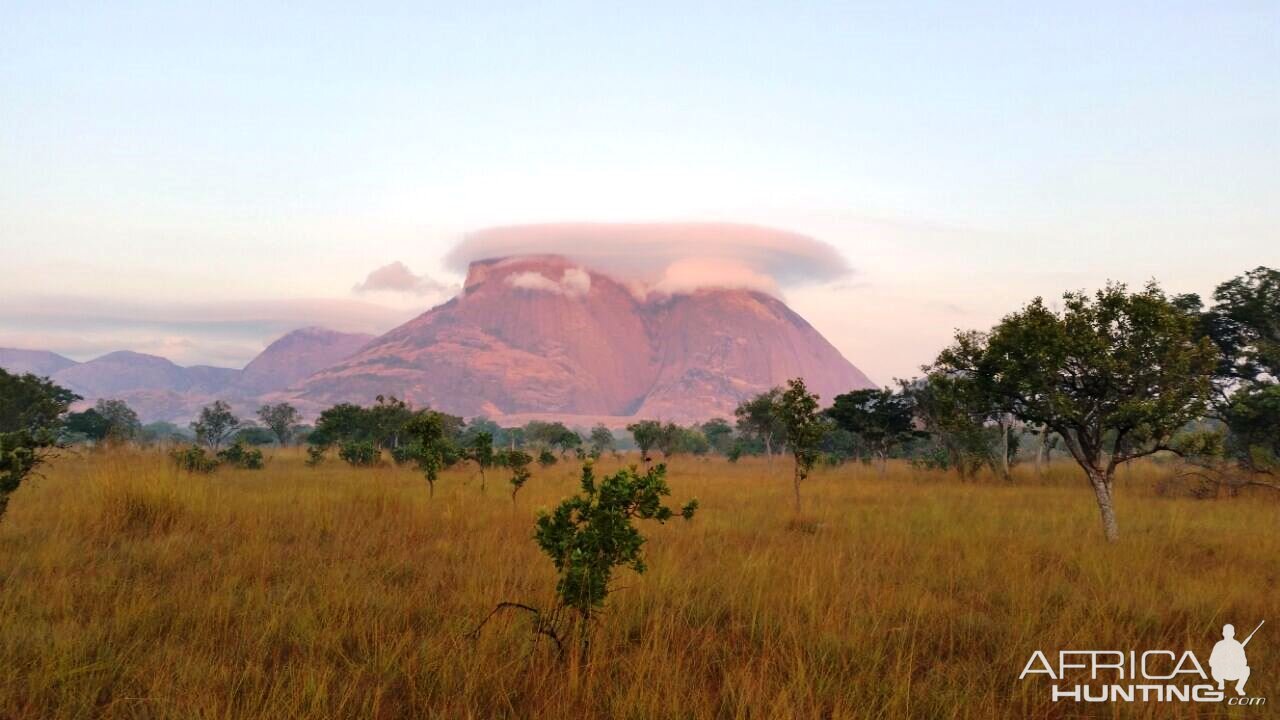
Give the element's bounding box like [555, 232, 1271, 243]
[1211, 621, 1262, 696]
[1019, 620, 1267, 706]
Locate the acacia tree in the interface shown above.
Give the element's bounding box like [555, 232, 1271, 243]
[0, 370, 78, 522]
[257, 402, 301, 446]
[777, 378, 824, 514]
[826, 387, 921, 476]
[734, 388, 786, 470]
[191, 400, 240, 452]
[931, 282, 1218, 542]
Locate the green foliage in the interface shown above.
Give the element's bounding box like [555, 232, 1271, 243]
[404, 411, 450, 496]
[256, 402, 301, 445]
[930, 282, 1219, 540]
[700, 418, 735, 455]
[538, 448, 557, 468]
[626, 420, 662, 458]
[0, 370, 78, 520]
[735, 388, 787, 457]
[501, 449, 534, 503]
[588, 424, 615, 458]
[466, 431, 496, 491]
[338, 440, 380, 467]
[1203, 266, 1280, 384]
[63, 408, 109, 443]
[94, 399, 141, 443]
[1220, 384, 1280, 473]
[139, 421, 190, 445]
[170, 445, 218, 473]
[827, 387, 921, 469]
[778, 378, 823, 510]
[217, 442, 264, 470]
[534, 462, 697, 619]
[232, 425, 277, 446]
[524, 420, 580, 455]
[190, 401, 241, 452]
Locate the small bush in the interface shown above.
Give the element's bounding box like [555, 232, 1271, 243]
[217, 442, 264, 470]
[339, 440, 380, 467]
[390, 442, 425, 466]
[537, 449, 557, 468]
[170, 446, 218, 473]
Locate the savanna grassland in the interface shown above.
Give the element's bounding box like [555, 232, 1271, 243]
[0, 451, 1275, 719]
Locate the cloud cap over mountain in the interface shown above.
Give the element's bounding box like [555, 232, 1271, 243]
[446, 223, 851, 296]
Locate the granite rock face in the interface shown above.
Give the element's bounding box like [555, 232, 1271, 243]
[292, 256, 873, 423]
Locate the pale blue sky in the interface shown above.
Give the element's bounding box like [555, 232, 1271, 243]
[2, 2, 1276, 381]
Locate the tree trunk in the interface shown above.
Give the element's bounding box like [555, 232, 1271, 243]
[1087, 470, 1120, 543]
[479, 467, 486, 494]
[998, 417, 1011, 482]
[877, 449, 888, 478]
[793, 463, 802, 514]
[1035, 430, 1047, 479]
[765, 435, 774, 474]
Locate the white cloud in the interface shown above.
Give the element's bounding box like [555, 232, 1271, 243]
[354, 261, 457, 297]
[505, 267, 592, 298]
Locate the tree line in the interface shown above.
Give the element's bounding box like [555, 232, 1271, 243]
[2, 266, 1276, 542]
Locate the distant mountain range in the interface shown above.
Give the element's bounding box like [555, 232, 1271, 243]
[1, 255, 874, 425]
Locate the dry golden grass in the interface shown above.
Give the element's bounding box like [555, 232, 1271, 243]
[0, 450, 1276, 719]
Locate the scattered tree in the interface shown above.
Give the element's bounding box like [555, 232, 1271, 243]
[257, 402, 301, 445]
[405, 411, 449, 497]
[474, 461, 696, 656]
[777, 378, 824, 513]
[467, 431, 496, 492]
[627, 420, 662, 464]
[502, 449, 534, 506]
[94, 399, 141, 444]
[0, 370, 77, 521]
[191, 401, 240, 452]
[930, 282, 1218, 541]
[588, 424, 614, 459]
[826, 387, 921, 476]
[735, 388, 787, 470]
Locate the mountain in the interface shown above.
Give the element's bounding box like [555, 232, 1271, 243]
[0, 349, 79, 377]
[0, 327, 376, 422]
[237, 327, 374, 393]
[292, 255, 873, 423]
[51, 351, 201, 397]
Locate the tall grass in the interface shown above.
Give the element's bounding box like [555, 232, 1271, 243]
[0, 450, 1274, 718]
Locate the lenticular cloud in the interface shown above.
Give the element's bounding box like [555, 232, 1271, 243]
[445, 223, 851, 296]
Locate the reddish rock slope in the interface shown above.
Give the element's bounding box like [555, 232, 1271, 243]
[293, 255, 872, 423]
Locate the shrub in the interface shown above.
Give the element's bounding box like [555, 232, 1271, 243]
[474, 461, 697, 656]
[217, 442, 264, 470]
[338, 440, 380, 467]
[171, 446, 218, 473]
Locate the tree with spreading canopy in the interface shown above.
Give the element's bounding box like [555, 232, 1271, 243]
[257, 402, 301, 445]
[94, 399, 141, 444]
[826, 387, 921, 476]
[929, 282, 1218, 541]
[190, 400, 241, 452]
[734, 388, 787, 470]
[0, 370, 78, 522]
